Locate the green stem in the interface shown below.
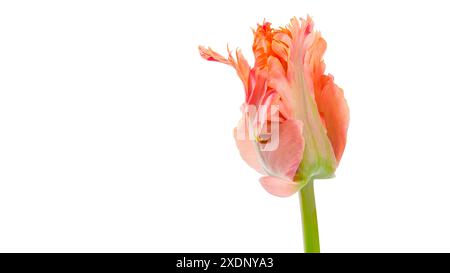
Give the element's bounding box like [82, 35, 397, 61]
[299, 181, 320, 253]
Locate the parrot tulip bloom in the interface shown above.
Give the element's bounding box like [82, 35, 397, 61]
[200, 16, 349, 252]
[200, 17, 349, 197]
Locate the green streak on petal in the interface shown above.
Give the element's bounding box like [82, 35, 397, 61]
[292, 67, 336, 184]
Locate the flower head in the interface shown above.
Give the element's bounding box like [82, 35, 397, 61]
[199, 16, 349, 197]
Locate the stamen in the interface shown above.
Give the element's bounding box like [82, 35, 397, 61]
[257, 133, 271, 144]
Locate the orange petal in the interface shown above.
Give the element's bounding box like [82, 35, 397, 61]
[267, 56, 289, 98]
[304, 26, 349, 164]
[259, 176, 301, 197]
[252, 22, 273, 70]
[198, 45, 250, 91]
[316, 76, 349, 163]
[233, 49, 251, 91]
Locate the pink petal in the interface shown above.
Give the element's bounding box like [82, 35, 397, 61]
[259, 176, 301, 197]
[198, 45, 231, 64]
[233, 120, 265, 175]
[259, 119, 305, 180]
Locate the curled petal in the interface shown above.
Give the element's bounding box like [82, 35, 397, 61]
[259, 176, 301, 197]
[199, 45, 231, 64]
[271, 37, 289, 62]
[198, 45, 250, 91]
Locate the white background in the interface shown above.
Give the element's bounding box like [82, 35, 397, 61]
[0, 0, 449, 252]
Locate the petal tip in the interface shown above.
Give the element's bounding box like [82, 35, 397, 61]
[259, 176, 301, 197]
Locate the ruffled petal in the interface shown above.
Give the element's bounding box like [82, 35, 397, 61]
[199, 45, 250, 91]
[259, 176, 301, 197]
[271, 31, 291, 63]
[199, 45, 231, 64]
[305, 33, 327, 93]
[282, 17, 337, 182]
[252, 22, 273, 70]
[287, 16, 314, 82]
[267, 56, 290, 102]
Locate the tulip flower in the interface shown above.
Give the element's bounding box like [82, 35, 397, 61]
[199, 16, 349, 253]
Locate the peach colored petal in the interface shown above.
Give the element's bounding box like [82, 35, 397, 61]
[305, 33, 327, 93]
[259, 176, 301, 197]
[233, 120, 265, 175]
[287, 16, 314, 74]
[259, 119, 304, 180]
